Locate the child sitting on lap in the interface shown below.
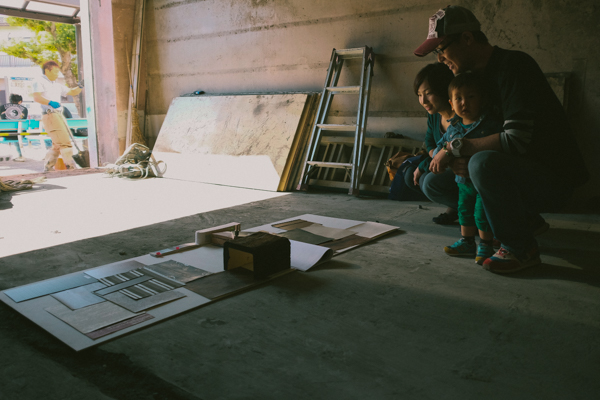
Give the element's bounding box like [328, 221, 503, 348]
[432, 72, 503, 264]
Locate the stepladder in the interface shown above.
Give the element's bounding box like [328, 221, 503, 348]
[297, 46, 375, 196]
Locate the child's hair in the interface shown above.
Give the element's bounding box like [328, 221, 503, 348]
[448, 72, 487, 100]
[413, 63, 455, 101]
[9, 94, 23, 104]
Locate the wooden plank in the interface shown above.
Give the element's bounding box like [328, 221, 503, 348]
[153, 94, 314, 192]
[317, 143, 332, 180]
[279, 93, 319, 191]
[125, 0, 146, 148]
[305, 135, 425, 193]
[359, 145, 372, 183]
[321, 136, 425, 149]
[380, 146, 396, 186]
[331, 143, 345, 181]
[307, 179, 390, 194]
[323, 143, 338, 180]
[291, 93, 321, 191]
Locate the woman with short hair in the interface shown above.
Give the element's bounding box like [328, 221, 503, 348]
[407, 63, 459, 225]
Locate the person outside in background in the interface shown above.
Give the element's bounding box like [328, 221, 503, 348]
[414, 5, 589, 273]
[430, 72, 502, 264]
[32, 60, 82, 171]
[0, 94, 29, 159]
[0, 94, 28, 120]
[406, 63, 458, 224]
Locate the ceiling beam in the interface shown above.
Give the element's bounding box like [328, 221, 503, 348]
[0, 7, 79, 24]
[28, 0, 79, 7]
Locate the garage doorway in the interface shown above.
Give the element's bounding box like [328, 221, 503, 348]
[0, 0, 98, 168]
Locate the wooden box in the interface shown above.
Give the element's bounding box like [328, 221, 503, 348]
[223, 232, 291, 278]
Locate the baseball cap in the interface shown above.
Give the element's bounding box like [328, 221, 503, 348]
[414, 6, 481, 57]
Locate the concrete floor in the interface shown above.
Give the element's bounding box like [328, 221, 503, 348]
[1, 164, 599, 400]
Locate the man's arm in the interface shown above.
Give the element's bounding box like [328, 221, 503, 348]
[430, 133, 503, 176]
[33, 92, 61, 109]
[458, 133, 503, 156]
[485, 51, 543, 157]
[67, 87, 82, 97]
[33, 92, 50, 105]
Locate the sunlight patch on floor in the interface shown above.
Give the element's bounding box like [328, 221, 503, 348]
[0, 174, 289, 258]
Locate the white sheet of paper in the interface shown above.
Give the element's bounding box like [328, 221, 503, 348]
[346, 221, 399, 239]
[290, 240, 333, 271]
[138, 245, 225, 274]
[301, 224, 356, 240]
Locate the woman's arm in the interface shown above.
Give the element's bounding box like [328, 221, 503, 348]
[424, 114, 439, 152]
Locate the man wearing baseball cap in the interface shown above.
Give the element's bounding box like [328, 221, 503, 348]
[413, 6, 589, 273]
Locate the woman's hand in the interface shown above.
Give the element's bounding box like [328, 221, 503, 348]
[413, 168, 423, 186]
[429, 150, 452, 174]
[449, 156, 471, 178]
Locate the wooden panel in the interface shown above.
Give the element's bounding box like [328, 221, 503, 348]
[153, 94, 317, 191]
[308, 136, 425, 194]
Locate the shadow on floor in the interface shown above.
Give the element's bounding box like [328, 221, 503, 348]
[0, 303, 202, 400]
[0, 184, 68, 209]
[504, 228, 600, 286]
[0, 192, 12, 210]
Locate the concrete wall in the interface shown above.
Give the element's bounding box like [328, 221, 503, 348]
[103, 0, 600, 204]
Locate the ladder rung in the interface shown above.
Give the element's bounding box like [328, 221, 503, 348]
[335, 48, 365, 59]
[307, 161, 353, 169]
[317, 124, 357, 132]
[326, 86, 360, 94]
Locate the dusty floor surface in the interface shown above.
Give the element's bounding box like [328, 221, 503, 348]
[1, 168, 599, 400]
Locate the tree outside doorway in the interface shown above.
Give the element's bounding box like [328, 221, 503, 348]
[0, 17, 82, 117]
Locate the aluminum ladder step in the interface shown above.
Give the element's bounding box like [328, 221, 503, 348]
[326, 86, 360, 94]
[335, 48, 366, 59]
[316, 124, 357, 132]
[307, 161, 353, 169]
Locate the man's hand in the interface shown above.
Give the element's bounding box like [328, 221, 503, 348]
[429, 150, 452, 174]
[48, 101, 61, 109]
[449, 157, 471, 178]
[67, 87, 83, 96]
[413, 167, 423, 186]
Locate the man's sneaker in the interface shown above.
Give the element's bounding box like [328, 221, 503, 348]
[433, 212, 459, 225]
[482, 247, 541, 274]
[444, 238, 476, 256]
[475, 242, 495, 265]
[491, 220, 548, 250]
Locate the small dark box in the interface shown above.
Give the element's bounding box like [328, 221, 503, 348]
[223, 232, 291, 278]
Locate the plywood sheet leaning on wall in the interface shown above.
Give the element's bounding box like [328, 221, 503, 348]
[152, 94, 318, 191]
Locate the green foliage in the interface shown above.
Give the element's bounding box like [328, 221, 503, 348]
[0, 17, 78, 79]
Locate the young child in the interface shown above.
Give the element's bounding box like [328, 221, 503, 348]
[432, 72, 503, 264]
